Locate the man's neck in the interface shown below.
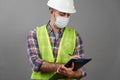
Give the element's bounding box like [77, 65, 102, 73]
[49, 21, 60, 33]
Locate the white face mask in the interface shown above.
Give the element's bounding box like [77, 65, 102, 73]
[55, 16, 70, 28]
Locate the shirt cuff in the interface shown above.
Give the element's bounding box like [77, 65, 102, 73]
[33, 60, 43, 71]
[80, 67, 87, 78]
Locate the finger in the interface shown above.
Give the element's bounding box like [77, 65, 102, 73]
[70, 55, 81, 59]
[71, 62, 74, 70]
[58, 66, 67, 74]
[57, 65, 64, 73]
[59, 65, 64, 70]
[57, 66, 60, 73]
[74, 55, 81, 58]
[61, 65, 72, 71]
[61, 65, 67, 71]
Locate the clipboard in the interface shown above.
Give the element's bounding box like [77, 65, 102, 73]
[49, 58, 92, 80]
[65, 58, 92, 71]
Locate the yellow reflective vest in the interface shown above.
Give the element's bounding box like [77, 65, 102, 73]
[31, 25, 76, 80]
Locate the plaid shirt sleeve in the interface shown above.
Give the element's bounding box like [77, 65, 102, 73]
[74, 31, 87, 78]
[27, 28, 42, 71]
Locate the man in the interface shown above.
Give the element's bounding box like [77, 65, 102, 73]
[27, 0, 86, 79]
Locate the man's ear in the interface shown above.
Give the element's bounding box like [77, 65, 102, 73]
[49, 9, 55, 19]
[50, 9, 54, 15]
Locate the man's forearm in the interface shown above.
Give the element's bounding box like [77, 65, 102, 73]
[39, 61, 63, 72]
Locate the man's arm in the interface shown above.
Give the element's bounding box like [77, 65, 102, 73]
[27, 29, 63, 72]
[73, 31, 86, 77]
[40, 61, 63, 72]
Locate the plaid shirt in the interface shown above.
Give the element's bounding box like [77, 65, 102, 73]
[27, 23, 86, 77]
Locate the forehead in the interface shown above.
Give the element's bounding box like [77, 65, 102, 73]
[50, 8, 69, 14]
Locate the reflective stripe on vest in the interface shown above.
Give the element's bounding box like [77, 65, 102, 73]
[31, 25, 76, 80]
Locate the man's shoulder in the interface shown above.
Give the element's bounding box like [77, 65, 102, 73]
[28, 28, 36, 36]
[36, 24, 46, 29]
[29, 24, 46, 32]
[27, 24, 47, 37]
[65, 26, 76, 32]
[65, 26, 81, 37]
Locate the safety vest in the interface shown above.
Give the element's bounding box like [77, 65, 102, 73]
[31, 25, 76, 80]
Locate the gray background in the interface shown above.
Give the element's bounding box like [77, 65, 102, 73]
[0, 0, 120, 80]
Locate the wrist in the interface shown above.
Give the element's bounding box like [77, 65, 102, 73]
[68, 71, 75, 78]
[54, 63, 64, 72]
[71, 70, 82, 79]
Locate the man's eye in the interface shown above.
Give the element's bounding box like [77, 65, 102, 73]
[60, 13, 65, 16]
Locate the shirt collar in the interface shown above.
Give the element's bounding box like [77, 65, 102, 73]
[46, 21, 64, 34]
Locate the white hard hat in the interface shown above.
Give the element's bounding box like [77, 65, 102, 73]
[47, 0, 76, 13]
